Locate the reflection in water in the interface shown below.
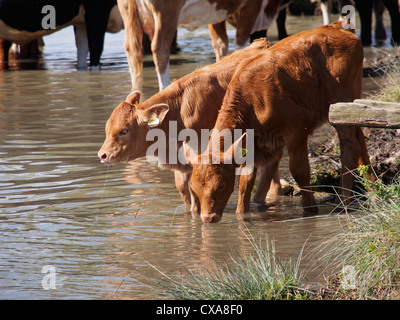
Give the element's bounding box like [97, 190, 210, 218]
[0, 15, 394, 299]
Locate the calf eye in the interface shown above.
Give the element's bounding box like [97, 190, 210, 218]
[119, 129, 128, 136]
[218, 182, 225, 190]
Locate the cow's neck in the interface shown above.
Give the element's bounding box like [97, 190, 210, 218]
[213, 103, 247, 133]
[141, 85, 186, 169]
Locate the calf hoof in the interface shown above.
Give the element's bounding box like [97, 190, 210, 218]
[190, 204, 200, 215]
[252, 197, 266, 204]
[302, 205, 318, 217]
[182, 204, 192, 214]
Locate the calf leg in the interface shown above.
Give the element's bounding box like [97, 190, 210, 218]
[269, 170, 284, 196]
[252, 150, 284, 203]
[189, 187, 200, 214]
[174, 170, 191, 209]
[334, 125, 372, 203]
[208, 22, 229, 61]
[174, 170, 200, 213]
[287, 137, 318, 216]
[236, 168, 257, 214]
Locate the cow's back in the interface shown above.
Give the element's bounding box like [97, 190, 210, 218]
[141, 39, 271, 135]
[180, 39, 271, 133]
[0, 0, 81, 32]
[187, 23, 369, 222]
[218, 23, 363, 136]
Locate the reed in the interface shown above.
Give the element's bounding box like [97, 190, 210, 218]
[316, 166, 400, 299]
[368, 49, 400, 103]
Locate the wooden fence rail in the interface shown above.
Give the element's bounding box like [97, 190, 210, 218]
[329, 99, 400, 129]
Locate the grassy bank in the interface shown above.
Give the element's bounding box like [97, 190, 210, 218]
[314, 167, 400, 299]
[308, 47, 400, 187]
[150, 170, 400, 300]
[152, 232, 308, 300]
[369, 53, 400, 103]
[149, 52, 400, 300]
[311, 51, 400, 299]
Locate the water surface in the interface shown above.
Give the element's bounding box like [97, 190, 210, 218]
[0, 14, 393, 299]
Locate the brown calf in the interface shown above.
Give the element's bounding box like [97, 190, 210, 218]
[98, 39, 283, 213]
[184, 22, 371, 223]
[117, 0, 283, 92]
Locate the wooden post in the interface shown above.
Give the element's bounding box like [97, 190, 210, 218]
[329, 99, 400, 128]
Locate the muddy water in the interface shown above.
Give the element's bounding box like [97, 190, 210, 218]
[0, 15, 393, 299]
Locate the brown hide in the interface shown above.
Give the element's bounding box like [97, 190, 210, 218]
[117, 0, 283, 92]
[185, 22, 371, 223]
[98, 39, 282, 212]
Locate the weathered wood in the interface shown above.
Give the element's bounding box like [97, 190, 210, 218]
[329, 99, 400, 128]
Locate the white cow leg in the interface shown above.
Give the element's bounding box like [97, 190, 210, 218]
[74, 23, 89, 70]
[157, 63, 170, 91]
[151, 18, 177, 91]
[208, 22, 229, 61]
[152, 36, 172, 91]
[320, 0, 331, 25]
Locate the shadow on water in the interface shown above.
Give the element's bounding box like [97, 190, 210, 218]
[0, 14, 396, 299]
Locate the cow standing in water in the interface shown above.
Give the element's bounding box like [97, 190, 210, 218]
[184, 23, 371, 223]
[352, 0, 400, 46]
[0, 0, 122, 69]
[98, 40, 284, 213]
[117, 0, 283, 93]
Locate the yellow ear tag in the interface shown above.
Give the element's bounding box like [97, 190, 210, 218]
[147, 114, 160, 127]
[241, 148, 247, 157]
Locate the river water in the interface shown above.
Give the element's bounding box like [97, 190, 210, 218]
[0, 14, 393, 299]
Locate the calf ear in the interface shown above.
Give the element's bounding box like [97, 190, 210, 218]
[125, 90, 141, 105]
[182, 141, 198, 165]
[224, 133, 246, 164]
[139, 103, 170, 127]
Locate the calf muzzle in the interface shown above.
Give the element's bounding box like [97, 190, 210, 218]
[201, 212, 222, 223]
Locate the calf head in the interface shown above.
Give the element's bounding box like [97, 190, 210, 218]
[98, 91, 169, 165]
[183, 134, 246, 223]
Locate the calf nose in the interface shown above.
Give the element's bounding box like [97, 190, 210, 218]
[98, 151, 107, 161]
[201, 213, 221, 223]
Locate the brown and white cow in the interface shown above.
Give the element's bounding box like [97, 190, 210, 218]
[98, 39, 283, 213]
[183, 22, 372, 223]
[0, 1, 123, 69]
[117, 0, 283, 93]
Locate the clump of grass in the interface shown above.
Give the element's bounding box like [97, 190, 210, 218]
[313, 48, 400, 298]
[317, 166, 400, 299]
[368, 51, 400, 103]
[151, 232, 308, 300]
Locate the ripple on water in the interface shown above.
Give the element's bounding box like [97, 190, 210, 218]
[0, 15, 392, 299]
